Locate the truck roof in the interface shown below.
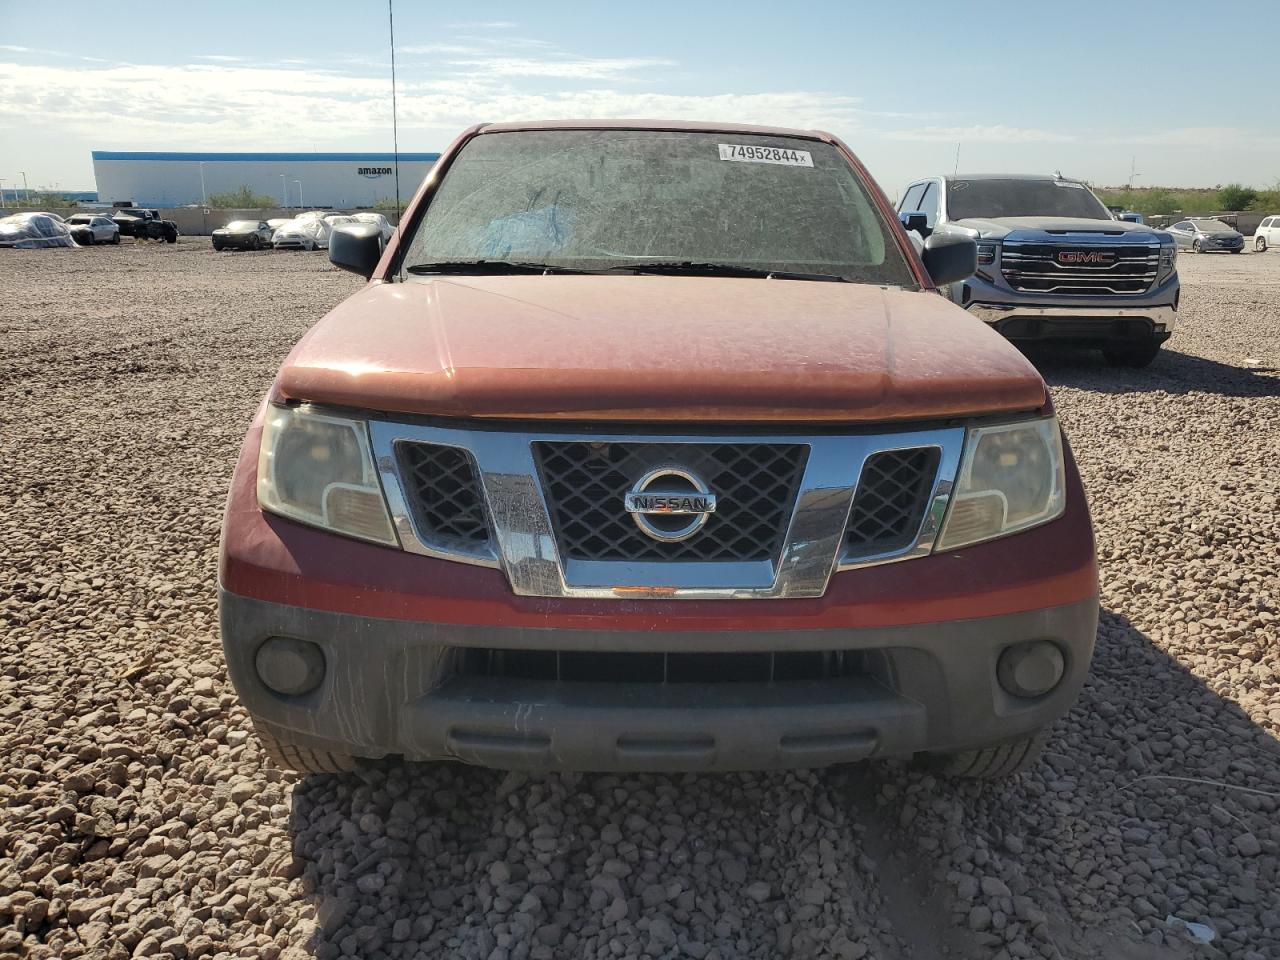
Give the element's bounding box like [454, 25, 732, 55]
[476, 118, 835, 142]
[946, 173, 1088, 184]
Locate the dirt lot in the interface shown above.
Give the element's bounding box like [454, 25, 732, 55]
[1, 240, 1277, 960]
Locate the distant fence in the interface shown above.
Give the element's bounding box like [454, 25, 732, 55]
[2, 206, 403, 236]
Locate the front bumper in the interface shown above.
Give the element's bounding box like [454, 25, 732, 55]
[220, 409, 1098, 772]
[968, 303, 1177, 343]
[959, 269, 1179, 343]
[222, 588, 1098, 772]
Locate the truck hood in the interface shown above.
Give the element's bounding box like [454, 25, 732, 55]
[276, 276, 1046, 423]
[951, 216, 1162, 240]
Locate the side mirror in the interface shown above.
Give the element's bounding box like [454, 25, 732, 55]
[899, 211, 930, 237]
[329, 223, 384, 279]
[1118, 212, 1143, 223]
[922, 233, 977, 286]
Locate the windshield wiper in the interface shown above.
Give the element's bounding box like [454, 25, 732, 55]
[405, 260, 600, 276]
[609, 261, 849, 282]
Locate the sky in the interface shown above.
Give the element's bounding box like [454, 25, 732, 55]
[2, 0, 1278, 200]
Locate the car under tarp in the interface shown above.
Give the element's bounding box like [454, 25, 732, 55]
[0, 212, 79, 249]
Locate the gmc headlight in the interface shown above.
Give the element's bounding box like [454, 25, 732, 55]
[1159, 242, 1177, 272]
[936, 417, 1066, 552]
[257, 405, 398, 546]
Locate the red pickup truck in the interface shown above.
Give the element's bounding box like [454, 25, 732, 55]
[220, 120, 1098, 779]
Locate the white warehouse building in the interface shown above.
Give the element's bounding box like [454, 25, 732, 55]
[91, 151, 440, 208]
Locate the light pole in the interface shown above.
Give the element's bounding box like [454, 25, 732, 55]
[294, 180, 303, 209]
[199, 161, 208, 205]
[280, 175, 288, 209]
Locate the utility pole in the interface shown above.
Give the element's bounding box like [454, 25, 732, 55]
[294, 180, 303, 209]
[1127, 156, 1140, 190]
[0, 179, 5, 209]
[199, 161, 208, 205]
[21, 170, 29, 200]
[280, 175, 288, 208]
[953, 142, 961, 176]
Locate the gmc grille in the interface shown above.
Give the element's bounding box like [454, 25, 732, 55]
[1000, 242, 1160, 295]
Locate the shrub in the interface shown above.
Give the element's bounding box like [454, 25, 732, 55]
[208, 185, 279, 209]
[1217, 183, 1258, 211]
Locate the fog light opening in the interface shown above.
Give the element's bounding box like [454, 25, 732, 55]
[997, 640, 1064, 698]
[255, 636, 326, 696]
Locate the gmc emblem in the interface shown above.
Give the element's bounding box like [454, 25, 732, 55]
[1057, 250, 1116, 265]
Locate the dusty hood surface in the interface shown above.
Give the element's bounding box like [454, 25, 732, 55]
[277, 276, 1046, 423]
[951, 217, 1162, 240]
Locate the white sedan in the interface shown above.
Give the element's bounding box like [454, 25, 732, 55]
[349, 212, 394, 242]
[272, 213, 335, 251]
[1254, 215, 1280, 252]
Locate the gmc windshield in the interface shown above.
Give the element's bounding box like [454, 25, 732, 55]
[947, 179, 1112, 221]
[401, 129, 917, 286]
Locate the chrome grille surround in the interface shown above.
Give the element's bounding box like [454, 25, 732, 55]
[1000, 240, 1160, 296]
[369, 419, 964, 599]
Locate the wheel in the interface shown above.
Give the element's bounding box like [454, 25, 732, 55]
[253, 722, 355, 775]
[1192, 239, 1202, 254]
[81, 233, 93, 246]
[1256, 236, 1268, 252]
[164, 227, 177, 244]
[922, 729, 1048, 779]
[111, 232, 120, 245]
[1103, 339, 1163, 368]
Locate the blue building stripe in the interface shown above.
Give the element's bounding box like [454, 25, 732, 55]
[92, 151, 440, 162]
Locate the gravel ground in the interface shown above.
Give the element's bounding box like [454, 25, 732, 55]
[1, 240, 1277, 960]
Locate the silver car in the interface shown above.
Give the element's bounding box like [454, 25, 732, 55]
[1165, 218, 1244, 253]
[65, 214, 121, 246]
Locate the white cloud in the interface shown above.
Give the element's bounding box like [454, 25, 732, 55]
[0, 58, 867, 150]
[446, 56, 676, 80]
[885, 124, 1076, 144]
[194, 54, 248, 63]
[447, 20, 518, 29]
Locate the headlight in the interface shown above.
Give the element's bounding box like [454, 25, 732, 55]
[936, 417, 1066, 552]
[1159, 242, 1177, 271]
[257, 405, 398, 546]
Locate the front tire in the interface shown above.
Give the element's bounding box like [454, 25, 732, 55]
[253, 723, 355, 775]
[111, 232, 120, 245]
[923, 729, 1048, 779]
[1192, 239, 1202, 254]
[1103, 338, 1163, 368]
[1256, 236, 1268, 252]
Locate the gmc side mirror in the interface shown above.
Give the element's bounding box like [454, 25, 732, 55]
[329, 223, 384, 279]
[899, 211, 930, 237]
[922, 233, 977, 286]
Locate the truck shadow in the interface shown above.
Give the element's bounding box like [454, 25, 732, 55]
[282, 608, 1280, 959]
[1022, 345, 1280, 398]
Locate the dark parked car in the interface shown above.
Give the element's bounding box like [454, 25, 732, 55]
[1166, 219, 1244, 253]
[66, 214, 121, 245]
[212, 220, 274, 251]
[111, 208, 179, 243]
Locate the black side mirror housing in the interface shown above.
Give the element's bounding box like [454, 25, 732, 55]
[899, 211, 930, 238]
[921, 233, 977, 286]
[329, 223, 384, 279]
